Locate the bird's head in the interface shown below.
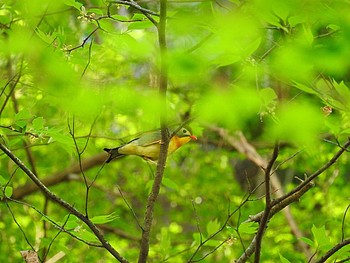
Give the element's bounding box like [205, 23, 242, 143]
[176, 127, 197, 140]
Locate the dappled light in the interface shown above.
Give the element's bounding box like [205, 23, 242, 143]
[1, 0, 350, 262]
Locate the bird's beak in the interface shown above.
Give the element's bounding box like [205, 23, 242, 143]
[190, 135, 197, 140]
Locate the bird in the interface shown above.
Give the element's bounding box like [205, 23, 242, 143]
[104, 127, 197, 163]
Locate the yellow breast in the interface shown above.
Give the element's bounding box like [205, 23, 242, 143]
[118, 135, 192, 161]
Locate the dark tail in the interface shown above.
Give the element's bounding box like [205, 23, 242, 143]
[104, 147, 125, 163]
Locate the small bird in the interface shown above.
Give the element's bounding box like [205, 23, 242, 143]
[104, 127, 197, 163]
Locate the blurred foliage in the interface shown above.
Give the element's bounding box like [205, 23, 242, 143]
[1, 0, 350, 262]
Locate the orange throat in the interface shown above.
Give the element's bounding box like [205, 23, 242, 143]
[168, 135, 192, 154]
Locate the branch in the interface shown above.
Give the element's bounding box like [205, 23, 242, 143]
[138, 1, 168, 262]
[237, 138, 350, 262]
[188, 193, 253, 262]
[273, 139, 350, 206]
[12, 152, 107, 199]
[108, 0, 159, 18]
[0, 142, 128, 263]
[254, 143, 279, 263]
[212, 127, 311, 257]
[315, 238, 350, 263]
[64, 27, 99, 53]
[7, 197, 104, 247]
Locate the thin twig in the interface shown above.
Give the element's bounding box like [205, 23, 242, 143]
[116, 185, 143, 230]
[0, 142, 128, 262]
[188, 193, 253, 262]
[81, 39, 93, 78]
[43, 213, 73, 261]
[68, 116, 98, 218]
[237, 139, 350, 262]
[5, 200, 39, 260]
[66, 27, 99, 53]
[7, 197, 103, 247]
[341, 204, 350, 242]
[108, 0, 159, 17]
[191, 200, 203, 244]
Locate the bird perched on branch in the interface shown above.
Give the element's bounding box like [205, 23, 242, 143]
[104, 127, 197, 163]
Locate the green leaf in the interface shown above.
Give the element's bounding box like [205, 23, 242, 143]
[0, 9, 12, 24]
[159, 227, 171, 255]
[312, 225, 331, 250]
[0, 175, 7, 185]
[35, 29, 56, 45]
[63, 0, 83, 10]
[86, 8, 104, 15]
[128, 20, 154, 30]
[300, 237, 314, 247]
[90, 212, 119, 224]
[15, 109, 31, 121]
[259, 87, 278, 106]
[333, 81, 350, 107]
[111, 15, 130, 21]
[192, 233, 201, 245]
[46, 129, 73, 146]
[205, 239, 222, 247]
[4, 186, 13, 198]
[303, 25, 314, 45]
[73, 228, 99, 243]
[238, 221, 258, 234]
[327, 24, 341, 31]
[206, 219, 220, 235]
[293, 82, 318, 95]
[162, 177, 179, 191]
[279, 254, 291, 263]
[62, 215, 80, 230]
[32, 117, 44, 131]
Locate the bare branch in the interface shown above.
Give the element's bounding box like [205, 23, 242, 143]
[138, 1, 168, 262]
[117, 185, 143, 230]
[12, 152, 107, 199]
[65, 27, 99, 53]
[315, 238, 350, 263]
[254, 143, 279, 263]
[212, 127, 311, 257]
[191, 200, 203, 245]
[6, 197, 104, 247]
[237, 139, 350, 262]
[0, 142, 128, 262]
[188, 194, 253, 262]
[108, 0, 159, 19]
[341, 204, 350, 241]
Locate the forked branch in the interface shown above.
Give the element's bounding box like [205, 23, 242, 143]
[0, 142, 128, 263]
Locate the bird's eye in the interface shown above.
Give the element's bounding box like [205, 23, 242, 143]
[182, 129, 187, 134]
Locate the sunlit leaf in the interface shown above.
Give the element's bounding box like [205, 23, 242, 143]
[63, 0, 82, 10]
[35, 28, 56, 45]
[294, 82, 318, 95]
[300, 237, 314, 247]
[15, 109, 31, 121]
[4, 187, 13, 198]
[128, 20, 154, 30]
[32, 117, 44, 131]
[90, 212, 119, 224]
[162, 177, 179, 191]
[279, 254, 291, 263]
[312, 224, 331, 250]
[206, 219, 220, 236]
[73, 228, 99, 243]
[238, 221, 258, 235]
